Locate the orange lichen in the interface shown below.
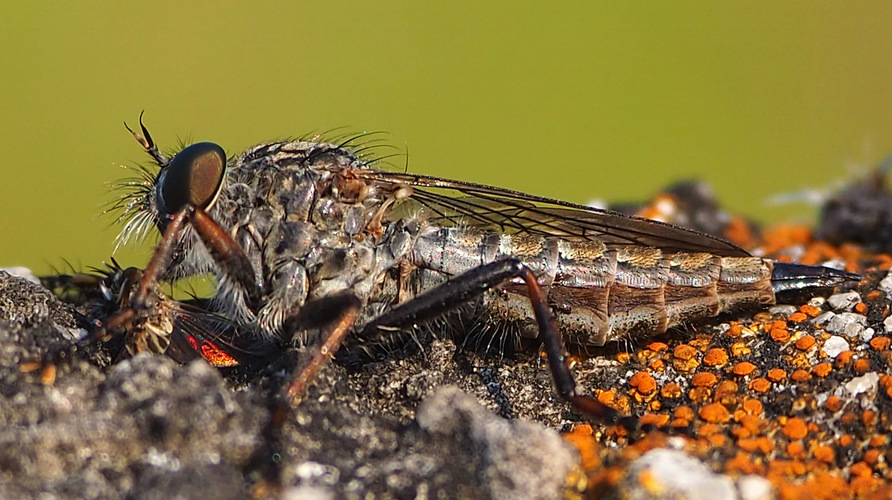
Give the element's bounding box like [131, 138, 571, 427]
[854, 357, 872, 373]
[629, 371, 657, 395]
[799, 304, 822, 318]
[825, 395, 842, 413]
[660, 382, 682, 399]
[770, 328, 792, 342]
[781, 417, 808, 440]
[647, 341, 668, 352]
[563, 427, 603, 471]
[702, 348, 729, 367]
[869, 336, 891, 351]
[787, 312, 808, 323]
[729, 342, 751, 358]
[741, 398, 763, 416]
[732, 362, 757, 376]
[674, 406, 695, 422]
[790, 369, 813, 382]
[812, 444, 835, 464]
[699, 403, 730, 423]
[748, 378, 771, 393]
[767, 368, 787, 382]
[834, 350, 854, 368]
[812, 362, 832, 378]
[639, 413, 670, 427]
[786, 440, 806, 460]
[691, 372, 718, 387]
[794, 335, 816, 351]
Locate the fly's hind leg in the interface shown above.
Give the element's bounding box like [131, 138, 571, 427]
[357, 258, 634, 427]
[279, 292, 362, 405]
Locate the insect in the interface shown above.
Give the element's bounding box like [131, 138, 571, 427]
[68, 113, 856, 422]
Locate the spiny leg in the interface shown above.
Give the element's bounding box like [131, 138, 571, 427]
[358, 258, 633, 427]
[91, 204, 261, 361]
[282, 292, 363, 405]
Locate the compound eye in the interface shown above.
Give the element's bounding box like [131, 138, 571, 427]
[157, 142, 226, 215]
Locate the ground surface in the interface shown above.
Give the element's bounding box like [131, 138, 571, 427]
[2, 177, 892, 499]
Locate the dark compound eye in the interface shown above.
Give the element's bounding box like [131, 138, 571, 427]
[156, 142, 226, 216]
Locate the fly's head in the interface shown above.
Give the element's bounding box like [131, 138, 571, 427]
[111, 113, 227, 266]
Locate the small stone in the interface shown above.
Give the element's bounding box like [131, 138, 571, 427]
[821, 336, 849, 358]
[827, 291, 862, 312]
[621, 449, 736, 500]
[768, 305, 798, 317]
[842, 372, 879, 396]
[825, 312, 868, 335]
[737, 474, 774, 500]
[878, 271, 892, 294]
[883, 315, 892, 333]
[860, 327, 875, 342]
[812, 311, 836, 327]
[807, 296, 826, 308]
[844, 321, 865, 339]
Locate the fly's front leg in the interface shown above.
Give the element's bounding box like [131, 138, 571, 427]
[360, 258, 633, 427]
[101, 205, 262, 357]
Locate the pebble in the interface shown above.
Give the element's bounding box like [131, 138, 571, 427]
[883, 315, 892, 334]
[737, 475, 774, 500]
[807, 296, 826, 308]
[841, 372, 879, 397]
[827, 291, 861, 312]
[824, 313, 868, 335]
[879, 271, 892, 294]
[768, 305, 798, 317]
[860, 327, 875, 342]
[821, 336, 850, 358]
[621, 448, 736, 500]
[812, 311, 836, 327]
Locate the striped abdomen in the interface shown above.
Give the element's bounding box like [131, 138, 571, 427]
[410, 227, 774, 346]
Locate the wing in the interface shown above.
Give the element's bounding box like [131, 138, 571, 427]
[358, 171, 750, 257]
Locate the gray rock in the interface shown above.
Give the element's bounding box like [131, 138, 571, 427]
[827, 291, 861, 312]
[824, 312, 868, 335]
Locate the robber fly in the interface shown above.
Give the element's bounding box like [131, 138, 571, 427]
[65, 113, 855, 422]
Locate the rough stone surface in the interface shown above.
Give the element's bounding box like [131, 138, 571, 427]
[0, 272, 582, 499]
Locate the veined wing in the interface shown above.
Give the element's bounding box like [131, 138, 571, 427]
[358, 171, 750, 257]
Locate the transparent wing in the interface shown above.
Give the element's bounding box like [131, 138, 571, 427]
[358, 171, 750, 257]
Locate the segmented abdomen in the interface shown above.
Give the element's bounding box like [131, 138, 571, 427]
[410, 227, 774, 346]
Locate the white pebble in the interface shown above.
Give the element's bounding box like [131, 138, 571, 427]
[843, 372, 879, 396]
[769, 305, 798, 317]
[883, 315, 892, 333]
[825, 313, 868, 335]
[622, 449, 736, 500]
[821, 336, 850, 358]
[808, 296, 826, 308]
[880, 271, 892, 294]
[738, 475, 774, 500]
[861, 327, 875, 342]
[812, 311, 836, 327]
[827, 291, 861, 312]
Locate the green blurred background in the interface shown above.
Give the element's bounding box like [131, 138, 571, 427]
[3, 2, 892, 274]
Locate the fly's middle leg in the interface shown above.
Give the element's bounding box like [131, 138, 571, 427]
[358, 258, 633, 426]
